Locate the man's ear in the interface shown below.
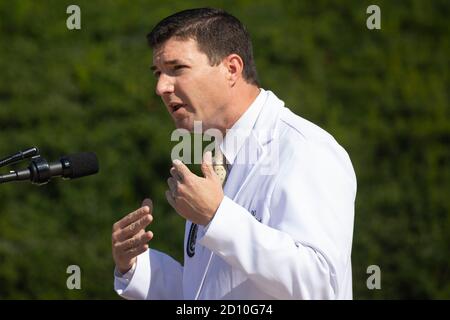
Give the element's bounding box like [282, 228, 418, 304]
[224, 54, 244, 86]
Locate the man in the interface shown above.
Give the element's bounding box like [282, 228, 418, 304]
[112, 8, 356, 299]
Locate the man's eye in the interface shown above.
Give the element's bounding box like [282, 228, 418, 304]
[173, 65, 187, 72]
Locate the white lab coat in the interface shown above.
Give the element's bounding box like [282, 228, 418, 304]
[115, 90, 357, 300]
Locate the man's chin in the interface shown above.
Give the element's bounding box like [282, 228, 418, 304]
[174, 120, 194, 132]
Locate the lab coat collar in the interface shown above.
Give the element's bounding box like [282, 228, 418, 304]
[252, 89, 285, 145]
[220, 88, 268, 166]
[222, 90, 284, 198]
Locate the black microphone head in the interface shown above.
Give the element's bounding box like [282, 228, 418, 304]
[64, 152, 99, 179]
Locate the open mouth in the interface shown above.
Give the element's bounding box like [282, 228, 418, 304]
[171, 103, 186, 113]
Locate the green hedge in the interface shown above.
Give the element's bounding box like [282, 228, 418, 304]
[0, 0, 448, 299]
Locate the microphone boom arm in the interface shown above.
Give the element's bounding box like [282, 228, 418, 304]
[0, 147, 39, 168]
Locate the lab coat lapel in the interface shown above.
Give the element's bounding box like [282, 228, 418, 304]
[223, 132, 262, 198]
[224, 91, 284, 200]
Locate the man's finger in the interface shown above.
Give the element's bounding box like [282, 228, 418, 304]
[165, 190, 176, 209]
[118, 230, 153, 252]
[172, 159, 191, 181]
[115, 229, 144, 251]
[167, 177, 177, 193]
[201, 151, 215, 179]
[170, 167, 183, 182]
[124, 244, 149, 260]
[113, 206, 150, 231]
[141, 198, 153, 213]
[113, 214, 153, 242]
[123, 230, 153, 251]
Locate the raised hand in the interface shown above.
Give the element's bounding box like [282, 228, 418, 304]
[112, 198, 154, 274]
[166, 151, 224, 225]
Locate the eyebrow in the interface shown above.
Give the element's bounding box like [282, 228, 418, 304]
[150, 59, 186, 71]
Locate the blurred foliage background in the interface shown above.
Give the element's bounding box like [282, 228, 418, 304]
[0, 0, 448, 299]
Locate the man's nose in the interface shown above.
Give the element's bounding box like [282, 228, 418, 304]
[155, 74, 175, 96]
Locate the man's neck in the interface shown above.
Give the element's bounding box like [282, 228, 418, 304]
[220, 85, 260, 136]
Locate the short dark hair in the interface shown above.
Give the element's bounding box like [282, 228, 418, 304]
[147, 8, 259, 86]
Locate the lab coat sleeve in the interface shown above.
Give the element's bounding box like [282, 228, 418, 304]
[199, 138, 356, 299]
[114, 248, 183, 299]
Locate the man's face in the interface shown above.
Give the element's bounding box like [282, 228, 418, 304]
[152, 38, 229, 131]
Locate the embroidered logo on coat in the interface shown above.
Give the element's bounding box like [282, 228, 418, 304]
[251, 209, 262, 222]
[186, 223, 198, 257]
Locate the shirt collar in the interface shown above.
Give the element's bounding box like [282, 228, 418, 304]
[220, 88, 268, 165]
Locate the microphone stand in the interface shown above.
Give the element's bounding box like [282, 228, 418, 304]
[0, 147, 40, 184]
[0, 147, 39, 168]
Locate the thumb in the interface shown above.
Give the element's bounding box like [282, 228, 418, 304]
[201, 151, 215, 179]
[141, 198, 153, 214]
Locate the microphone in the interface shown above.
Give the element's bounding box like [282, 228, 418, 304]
[0, 152, 99, 185]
